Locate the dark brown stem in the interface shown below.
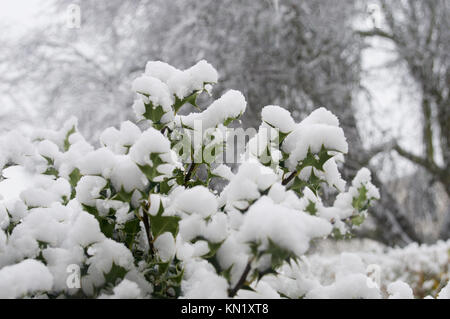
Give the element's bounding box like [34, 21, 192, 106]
[281, 171, 297, 186]
[142, 202, 155, 258]
[184, 163, 197, 185]
[228, 258, 254, 297]
[160, 126, 168, 135]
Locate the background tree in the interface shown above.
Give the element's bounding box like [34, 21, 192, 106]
[358, 0, 449, 239]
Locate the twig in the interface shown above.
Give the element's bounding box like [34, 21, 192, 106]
[228, 257, 254, 297]
[281, 171, 297, 186]
[141, 202, 155, 258]
[184, 163, 197, 185]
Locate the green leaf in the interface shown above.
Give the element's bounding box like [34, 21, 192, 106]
[223, 116, 237, 126]
[136, 153, 166, 181]
[37, 240, 49, 250]
[123, 218, 140, 248]
[63, 126, 76, 152]
[42, 155, 58, 177]
[116, 187, 134, 202]
[156, 261, 170, 275]
[221, 265, 233, 282]
[173, 91, 199, 113]
[82, 204, 115, 239]
[266, 238, 297, 268]
[201, 240, 224, 259]
[289, 170, 324, 196]
[332, 228, 352, 240]
[44, 167, 59, 177]
[159, 179, 171, 195]
[352, 185, 369, 211]
[168, 266, 184, 285]
[351, 214, 365, 226]
[149, 201, 180, 239]
[69, 168, 81, 187]
[142, 101, 165, 124]
[42, 155, 54, 166]
[305, 200, 317, 215]
[103, 263, 127, 285]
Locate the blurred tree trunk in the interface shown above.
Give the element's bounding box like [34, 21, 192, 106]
[358, 0, 449, 198]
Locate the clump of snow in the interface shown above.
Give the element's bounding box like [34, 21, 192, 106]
[219, 162, 277, 212]
[239, 196, 332, 257]
[305, 253, 381, 299]
[181, 259, 229, 299]
[77, 148, 116, 178]
[82, 239, 134, 295]
[154, 232, 176, 262]
[20, 178, 71, 208]
[0, 259, 53, 298]
[351, 167, 380, 200]
[387, 281, 414, 299]
[145, 61, 180, 83]
[169, 186, 218, 217]
[211, 164, 234, 181]
[322, 158, 346, 191]
[111, 155, 148, 193]
[177, 90, 246, 129]
[76, 176, 107, 207]
[283, 107, 348, 171]
[129, 128, 171, 166]
[146, 60, 218, 100]
[236, 281, 281, 299]
[261, 105, 296, 133]
[100, 121, 141, 154]
[100, 279, 142, 299]
[132, 75, 174, 111]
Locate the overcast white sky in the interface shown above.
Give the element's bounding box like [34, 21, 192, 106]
[0, 0, 42, 32]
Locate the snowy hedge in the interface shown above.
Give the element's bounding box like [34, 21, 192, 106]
[0, 60, 448, 299]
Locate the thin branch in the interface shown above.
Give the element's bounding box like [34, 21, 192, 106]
[281, 171, 297, 186]
[184, 163, 197, 185]
[141, 202, 155, 258]
[356, 28, 395, 41]
[393, 143, 442, 176]
[360, 139, 396, 166]
[228, 257, 254, 297]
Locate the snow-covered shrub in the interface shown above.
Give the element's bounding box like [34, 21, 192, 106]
[263, 239, 450, 298]
[0, 60, 447, 299]
[301, 239, 450, 299]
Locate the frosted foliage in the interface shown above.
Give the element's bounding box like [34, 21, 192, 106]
[177, 90, 247, 129]
[240, 196, 332, 256]
[261, 105, 296, 133]
[170, 186, 218, 217]
[129, 128, 171, 165]
[154, 232, 176, 262]
[111, 155, 148, 193]
[283, 107, 348, 171]
[0, 60, 446, 299]
[146, 60, 218, 99]
[100, 279, 142, 299]
[132, 76, 174, 111]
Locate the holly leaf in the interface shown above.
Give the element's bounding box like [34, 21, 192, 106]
[103, 263, 127, 286]
[149, 201, 180, 239]
[173, 91, 199, 113]
[63, 126, 76, 152]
